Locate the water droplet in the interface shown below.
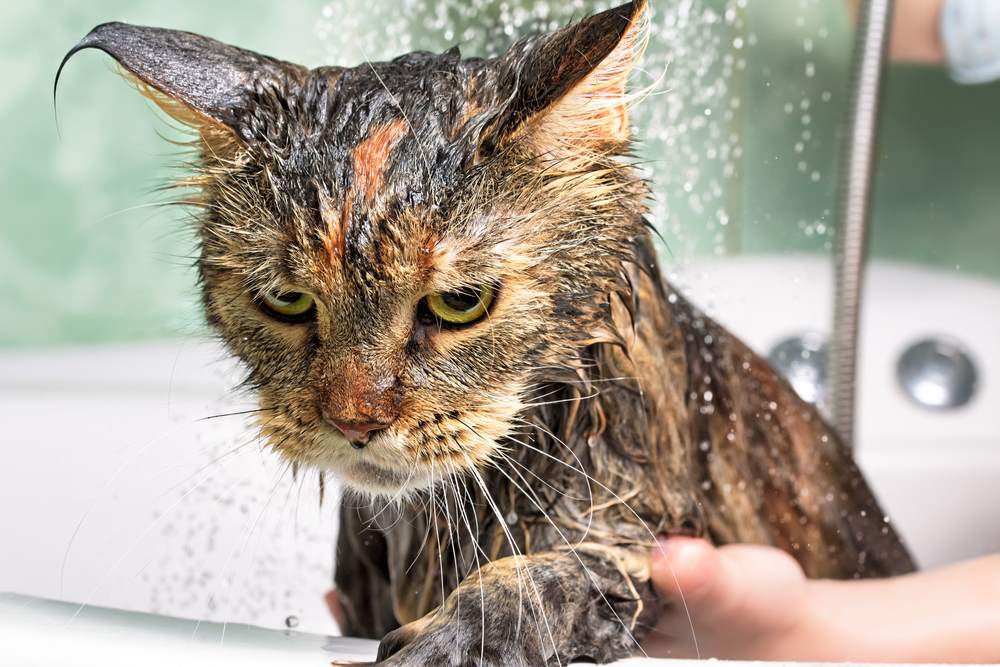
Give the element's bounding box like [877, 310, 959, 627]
[505, 511, 518, 525]
[285, 615, 300, 629]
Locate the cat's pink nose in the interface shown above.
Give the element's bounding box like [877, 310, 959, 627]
[327, 419, 387, 448]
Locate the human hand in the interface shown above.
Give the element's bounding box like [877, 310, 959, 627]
[643, 536, 811, 660]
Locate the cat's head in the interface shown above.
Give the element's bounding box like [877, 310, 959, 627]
[60, 1, 651, 497]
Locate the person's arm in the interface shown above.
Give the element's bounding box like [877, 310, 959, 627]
[645, 536, 1000, 663]
[808, 553, 1000, 663]
[849, 0, 946, 63]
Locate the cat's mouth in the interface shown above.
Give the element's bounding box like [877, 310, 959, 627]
[262, 404, 504, 497]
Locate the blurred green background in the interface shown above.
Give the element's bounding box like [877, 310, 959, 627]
[1, 0, 998, 347]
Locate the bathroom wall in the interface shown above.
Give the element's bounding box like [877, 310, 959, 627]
[739, 1, 1000, 277]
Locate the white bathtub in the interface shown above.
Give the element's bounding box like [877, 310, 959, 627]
[1, 255, 998, 661]
[5, 592, 896, 667]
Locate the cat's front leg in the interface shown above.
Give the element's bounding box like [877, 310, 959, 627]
[334, 501, 399, 639]
[371, 544, 656, 666]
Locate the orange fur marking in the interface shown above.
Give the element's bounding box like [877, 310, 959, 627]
[321, 190, 353, 265]
[352, 118, 407, 204]
[321, 119, 407, 266]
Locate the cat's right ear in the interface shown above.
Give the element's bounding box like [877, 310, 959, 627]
[55, 22, 307, 147]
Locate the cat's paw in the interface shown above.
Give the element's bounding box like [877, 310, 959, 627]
[372, 609, 543, 667]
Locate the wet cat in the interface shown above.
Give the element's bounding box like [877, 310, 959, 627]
[59, 1, 914, 664]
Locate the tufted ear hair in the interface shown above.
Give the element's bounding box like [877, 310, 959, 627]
[55, 22, 308, 146]
[489, 0, 649, 154]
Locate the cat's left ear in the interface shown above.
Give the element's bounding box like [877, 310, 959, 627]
[491, 0, 648, 153]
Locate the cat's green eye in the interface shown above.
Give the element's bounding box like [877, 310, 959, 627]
[258, 290, 316, 323]
[424, 286, 494, 325]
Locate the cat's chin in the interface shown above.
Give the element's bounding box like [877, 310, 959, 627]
[338, 458, 434, 498]
[298, 429, 440, 498]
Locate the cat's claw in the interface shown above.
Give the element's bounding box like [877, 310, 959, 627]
[374, 614, 434, 662]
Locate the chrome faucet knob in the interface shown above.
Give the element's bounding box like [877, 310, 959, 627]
[897, 338, 978, 410]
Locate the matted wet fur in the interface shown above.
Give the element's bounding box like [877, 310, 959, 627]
[59, 2, 914, 664]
